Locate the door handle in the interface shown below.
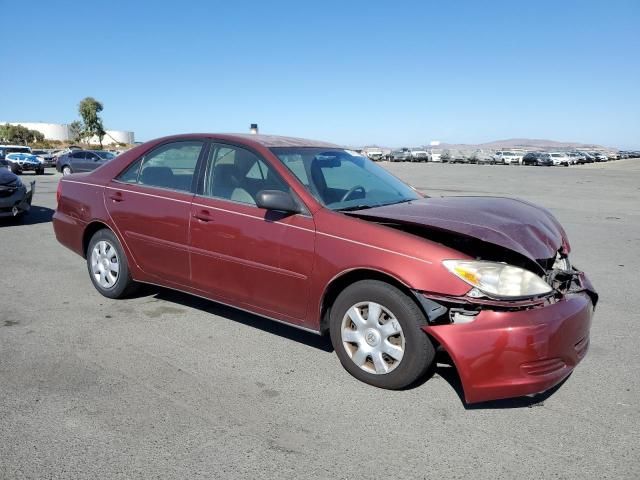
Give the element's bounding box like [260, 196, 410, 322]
[193, 209, 213, 222]
[108, 191, 124, 202]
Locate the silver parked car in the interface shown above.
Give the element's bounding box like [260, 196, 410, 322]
[471, 149, 499, 164]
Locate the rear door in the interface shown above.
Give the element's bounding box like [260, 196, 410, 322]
[189, 142, 316, 322]
[105, 140, 206, 286]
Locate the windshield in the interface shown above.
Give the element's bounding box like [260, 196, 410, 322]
[271, 147, 421, 210]
[6, 147, 31, 154]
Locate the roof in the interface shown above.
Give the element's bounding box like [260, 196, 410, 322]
[208, 134, 342, 148]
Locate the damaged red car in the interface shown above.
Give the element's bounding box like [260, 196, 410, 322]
[53, 134, 597, 403]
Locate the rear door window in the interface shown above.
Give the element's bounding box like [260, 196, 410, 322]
[136, 141, 204, 192]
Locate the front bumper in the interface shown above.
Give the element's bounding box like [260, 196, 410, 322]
[423, 276, 595, 404]
[0, 181, 35, 217]
[10, 162, 41, 171]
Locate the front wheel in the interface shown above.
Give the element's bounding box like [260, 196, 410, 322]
[86, 229, 138, 299]
[62, 165, 72, 176]
[36, 168, 44, 175]
[329, 280, 435, 389]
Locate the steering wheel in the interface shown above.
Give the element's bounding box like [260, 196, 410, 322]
[340, 185, 366, 203]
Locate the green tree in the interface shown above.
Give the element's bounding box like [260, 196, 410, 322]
[68, 120, 83, 143]
[78, 97, 106, 148]
[0, 123, 45, 144]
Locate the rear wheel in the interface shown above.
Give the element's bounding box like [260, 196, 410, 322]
[36, 168, 44, 175]
[329, 280, 435, 389]
[86, 229, 138, 299]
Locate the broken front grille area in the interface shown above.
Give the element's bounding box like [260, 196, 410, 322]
[546, 268, 583, 295]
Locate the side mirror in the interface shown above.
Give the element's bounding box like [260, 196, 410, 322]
[255, 190, 301, 214]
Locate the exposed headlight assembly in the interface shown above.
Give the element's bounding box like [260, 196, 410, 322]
[443, 260, 552, 299]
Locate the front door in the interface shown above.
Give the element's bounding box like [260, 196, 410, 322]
[69, 151, 89, 172]
[105, 140, 205, 286]
[85, 151, 105, 172]
[189, 143, 315, 322]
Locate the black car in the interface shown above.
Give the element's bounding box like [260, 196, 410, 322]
[56, 149, 117, 176]
[0, 168, 35, 218]
[522, 152, 553, 166]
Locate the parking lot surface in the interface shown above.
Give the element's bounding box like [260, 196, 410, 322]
[1, 161, 639, 479]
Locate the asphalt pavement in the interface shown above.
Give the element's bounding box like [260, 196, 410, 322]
[1, 160, 639, 479]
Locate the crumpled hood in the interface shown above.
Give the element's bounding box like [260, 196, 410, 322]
[350, 196, 569, 262]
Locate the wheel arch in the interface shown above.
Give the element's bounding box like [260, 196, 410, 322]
[82, 221, 113, 259]
[318, 268, 430, 335]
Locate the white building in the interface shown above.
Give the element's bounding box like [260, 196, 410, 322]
[1, 121, 134, 145]
[87, 130, 135, 146]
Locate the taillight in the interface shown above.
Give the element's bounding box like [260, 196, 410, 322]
[56, 181, 62, 204]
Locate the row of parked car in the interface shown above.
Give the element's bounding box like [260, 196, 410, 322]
[0, 145, 120, 175]
[369, 148, 639, 166]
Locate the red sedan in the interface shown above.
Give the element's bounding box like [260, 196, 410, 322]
[53, 134, 597, 403]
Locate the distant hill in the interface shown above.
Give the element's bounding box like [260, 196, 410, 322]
[477, 138, 604, 149]
[358, 138, 612, 153]
[435, 138, 607, 151]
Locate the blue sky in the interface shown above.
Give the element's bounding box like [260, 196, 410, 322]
[1, 0, 639, 148]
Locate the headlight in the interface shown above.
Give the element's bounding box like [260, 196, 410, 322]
[443, 260, 552, 299]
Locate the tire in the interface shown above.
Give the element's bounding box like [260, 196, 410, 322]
[329, 280, 435, 389]
[10, 165, 20, 175]
[36, 168, 44, 175]
[62, 165, 72, 176]
[86, 229, 138, 299]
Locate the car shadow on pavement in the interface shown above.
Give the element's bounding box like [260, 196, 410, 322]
[433, 349, 569, 409]
[145, 286, 335, 353]
[0, 205, 54, 226]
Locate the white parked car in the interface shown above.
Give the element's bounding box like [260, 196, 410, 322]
[364, 149, 384, 161]
[429, 149, 443, 162]
[493, 151, 522, 165]
[549, 152, 571, 166]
